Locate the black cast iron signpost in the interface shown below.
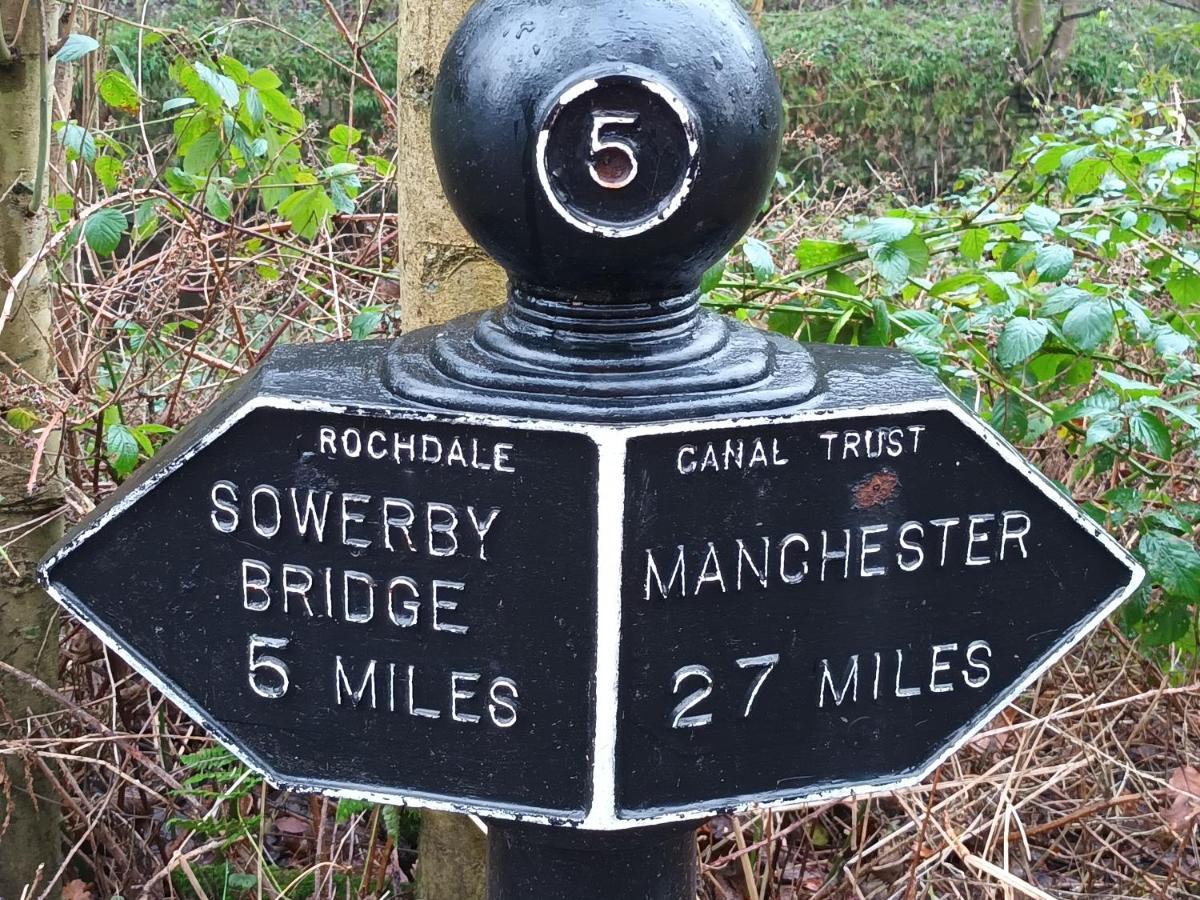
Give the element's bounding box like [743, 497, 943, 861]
[40, 0, 1142, 896]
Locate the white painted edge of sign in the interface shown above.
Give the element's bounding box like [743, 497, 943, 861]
[40, 391, 1144, 831]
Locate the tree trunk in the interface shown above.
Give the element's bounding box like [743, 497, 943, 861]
[397, 0, 498, 896]
[397, 0, 504, 333]
[1011, 0, 1045, 72]
[0, 0, 64, 894]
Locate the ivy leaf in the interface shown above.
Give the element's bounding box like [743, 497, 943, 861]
[82, 208, 128, 256]
[1066, 158, 1109, 196]
[1139, 530, 1200, 603]
[105, 422, 140, 478]
[1129, 411, 1172, 458]
[996, 317, 1048, 367]
[845, 216, 914, 244]
[98, 70, 140, 115]
[1063, 298, 1114, 350]
[1034, 243, 1074, 282]
[742, 238, 775, 279]
[794, 239, 857, 270]
[1023, 204, 1060, 235]
[55, 33, 99, 62]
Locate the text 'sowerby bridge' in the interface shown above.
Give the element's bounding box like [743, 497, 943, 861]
[39, 0, 1142, 895]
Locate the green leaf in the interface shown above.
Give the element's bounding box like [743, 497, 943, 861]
[98, 70, 140, 114]
[1066, 158, 1109, 196]
[960, 227, 988, 261]
[162, 97, 196, 113]
[794, 239, 857, 270]
[1054, 389, 1119, 424]
[55, 33, 99, 62]
[699, 260, 724, 295]
[1023, 204, 1060, 235]
[58, 122, 96, 163]
[1098, 370, 1159, 398]
[1085, 413, 1123, 446]
[82, 208, 128, 256]
[1092, 116, 1119, 136]
[183, 130, 222, 176]
[193, 61, 239, 108]
[244, 87, 265, 128]
[1140, 396, 1200, 431]
[893, 233, 929, 277]
[1041, 285, 1090, 315]
[205, 181, 232, 221]
[869, 243, 909, 285]
[990, 394, 1028, 441]
[996, 317, 1048, 367]
[742, 238, 774, 279]
[1166, 272, 1200, 306]
[845, 216, 913, 244]
[5, 408, 38, 431]
[105, 422, 140, 478]
[1151, 324, 1191, 356]
[825, 268, 859, 298]
[895, 331, 941, 366]
[259, 88, 304, 129]
[278, 186, 336, 239]
[350, 309, 384, 341]
[335, 798, 372, 823]
[248, 68, 283, 91]
[330, 123, 362, 146]
[1129, 411, 1171, 458]
[1033, 143, 1073, 175]
[1139, 530, 1200, 602]
[1034, 244, 1073, 282]
[1141, 601, 1190, 647]
[866, 298, 891, 346]
[1062, 299, 1114, 350]
[95, 156, 122, 192]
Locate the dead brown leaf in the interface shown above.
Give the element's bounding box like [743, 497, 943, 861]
[61, 879, 93, 900]
[1166, 766, 1200, 835]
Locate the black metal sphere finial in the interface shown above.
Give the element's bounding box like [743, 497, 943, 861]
[385, 0, 815, 419]
[430, 0, 783, 302]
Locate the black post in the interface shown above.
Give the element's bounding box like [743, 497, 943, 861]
[487, 822, 698, 900]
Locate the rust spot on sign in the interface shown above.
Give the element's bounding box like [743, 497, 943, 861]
[853, 468, 900, 509]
